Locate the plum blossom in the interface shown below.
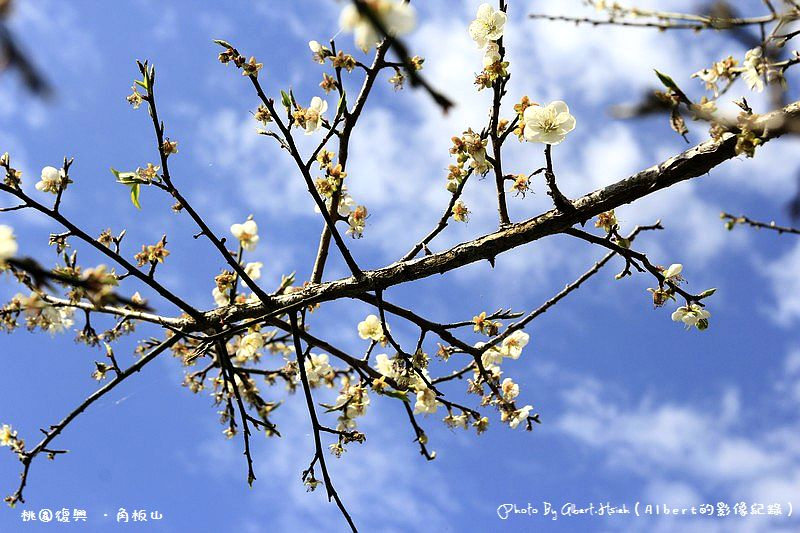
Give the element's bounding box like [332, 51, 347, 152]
[244, 261, 263, 281]
[501, 377, 519, 401]
[357, 314, 384, 341]
[305, 353, 334, 385]
[339, 0, 416, 53]
[523, 101, 576, 145]
[230, 219, 259, 251]
[212, 287, 230, 307]
[500, 330, 529, 360]
[508, 405, 532, 429]
[469, 3, 507, 48]
[375, 353, 397, 378]
[236, 331, 264, 361]
[742, 47, 765, 92]
[413, 387, 439, 415]
[0, 225, 17, 265]
[304, 97, 327, 135]
[672, 304, 711, 331]
[36, 166, 65, 194]
[483, 42, 501, 67]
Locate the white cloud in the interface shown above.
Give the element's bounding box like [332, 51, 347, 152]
[763, 240, 800, 325]
[550, 361, 800, 531]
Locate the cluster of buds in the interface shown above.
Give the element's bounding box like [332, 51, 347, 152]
[0, 424, 24, 457]
[315, 153, 346, 199]
[253, 104, 272, 125]
[314, 150, 368, 238]
[735, 126, 762, 158]
[388, 56, 424, 91]
[162, 138, 178, 156]
[1, 152, 22, 188]
[308, 40, 334, 64]
[512, 96, 535, 139]
[136, 163, 160, 182]
[292, 96, 328, 135]
[320, 72, 337, 93]
[692, 56, 738, 96]
[215, 40, 263, 78]
[646, 263, 683, 307]
[331, 378, 371, 431]
[595, 211, 631, 249]
[12, 292, 75, 334]
[134, 236, 170, 268]
[308, 40, 357, 72]
[509, 174, 530, 197]
[595, 210, 618, 233]
[450, 128, 490, 177]
[213, 270, 235, 307]
[91, 361, 113, 381]
[475, 43, 509, 90]
[79, 265, 120, 307]
[127, 84, 144, 109]
[451, 200, 470, 223]
[473, 311, 502, 336]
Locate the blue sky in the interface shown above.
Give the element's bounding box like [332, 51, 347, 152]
[1, 0, 800, 531]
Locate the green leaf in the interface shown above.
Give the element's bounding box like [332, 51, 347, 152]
[697, 288, 717, 299]
[213, 39, 233, 49]
[381, 389, 410, 402]
[112, 167, 148, 185]
[654, 69, 679, 92]
[280, 90, 291, 109]
[654, 69, 691, 104]
[130, 183, 141, 209]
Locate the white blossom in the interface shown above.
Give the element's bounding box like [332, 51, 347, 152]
[357, 314, 384, 341]
[743, 47, 765, 92]
[42, 306, 74, 334]
[483, 41, 501, 67]
[0, 424, 16, 447]
[671, 304, 711, 330]
[305, 353, 334, 385]
[469, 3, 507, 48]
[339, 0, 416, 53]
[662, 263, 683, 280]
[0, 225, 18, 265]
[230, 219, 259, 251]
[304, 97, 328, 135]
[36, 166, 65, 194]
[212, 287, 230, 307]
[500, 330, 529, 360]
[480, 344, 504, 368]
[244, 261, 263, 281]
[501, 377, 519, 401]
[508, 405, 532, 429]
[236, 332, 264, 360]
[375, 353, 397, 378]
[413, 387, 438, 415]
[523, 101, 576, 145]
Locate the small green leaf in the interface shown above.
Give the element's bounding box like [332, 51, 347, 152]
[130, 183, 141, 209]
[655, 69, 679, 91]
[280, 90, 291, 109]
[654, 69, 691, 104]
[381, 389, 410, 402]
[213, 39, 233, 49]
[697, 288, 717, 299]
